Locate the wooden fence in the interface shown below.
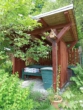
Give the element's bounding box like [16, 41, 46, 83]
[68, 48, 80, 65]
[39, 51, 52, 65]
[39, 48, 80, 66]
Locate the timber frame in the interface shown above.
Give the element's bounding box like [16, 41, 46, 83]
[13, 4, 78, 90]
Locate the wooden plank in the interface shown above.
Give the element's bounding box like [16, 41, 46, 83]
[59, 41, 68, 88]
[13, 57, 25, 78]
[39, 18, 49, 27]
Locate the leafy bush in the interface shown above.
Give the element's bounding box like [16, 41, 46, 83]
[70, 63, 83, 88]
[0, 60, 12, 75]
[0, 69, 39, 110]
[61, 85, 83, 110]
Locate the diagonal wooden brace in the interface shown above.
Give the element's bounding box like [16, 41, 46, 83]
[56, 24, 71, 43]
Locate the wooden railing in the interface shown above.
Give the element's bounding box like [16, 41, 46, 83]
[68, 48, 80, 65]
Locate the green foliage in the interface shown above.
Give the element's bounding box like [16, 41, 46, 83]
[80, 87, 83, 93]
[13, 36, 51, 62]
[0, 0, 51, 64]
[0, 0, 37, 28]
[0, 60, 12, 75]
[70, 63, 83, 88]
[41, 0, 71, 13]
[31, 0, 45, 15]
[28, 89, 52, 110]
[73, 0, 83, 40]
[0, 0, 37, 60]
[0, 69, 53, 110]
[0, 70, 39, 110]
[61, 84, 83, 110]
[0, 51, 8, 60]
[25, 38, 51, 62]
[27, 84, 55, 110]
[57, 63, 83, 109]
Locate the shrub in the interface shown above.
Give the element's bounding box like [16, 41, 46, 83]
[0, 69, 38, 110]
[0, 60, 12, 75]
[70, 63, 83, 88]
[61, 85, 83, 110]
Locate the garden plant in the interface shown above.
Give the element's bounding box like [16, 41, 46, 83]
[0, 69, 40, 110]
[0, 0, 83, 110]
[60, 64, 83, 110]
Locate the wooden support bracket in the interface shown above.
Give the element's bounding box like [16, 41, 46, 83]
[26, 23, 70, 35]
[56, 24, 71, 43]
[39, 18, 49, 27]
[64, 11, 76, 41]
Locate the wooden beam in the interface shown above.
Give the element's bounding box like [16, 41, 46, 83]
[64, 11, 70, 23]
[39, 18, 49, 27]
[56, 24, 71, 43]
[44, 33, 58, 90]
[26, 23, 71, 35]
[68, 41, 77, 51]
[52, 41, 57, 90]
[64, 11, 77, 41]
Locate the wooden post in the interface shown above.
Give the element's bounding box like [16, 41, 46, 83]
[45, 35, 57, 90]
[52, 41, 57, 90]
[45, 24, 70, 90]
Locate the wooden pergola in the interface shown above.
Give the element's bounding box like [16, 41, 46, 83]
[13, 4, 78, 90]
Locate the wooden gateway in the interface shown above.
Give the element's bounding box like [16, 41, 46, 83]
[13, 4, 78, 90]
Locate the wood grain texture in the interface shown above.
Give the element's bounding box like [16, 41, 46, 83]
[13, 57, 25, 78]
[58, 41, 68, 88]
[52, 41, 57, 90]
